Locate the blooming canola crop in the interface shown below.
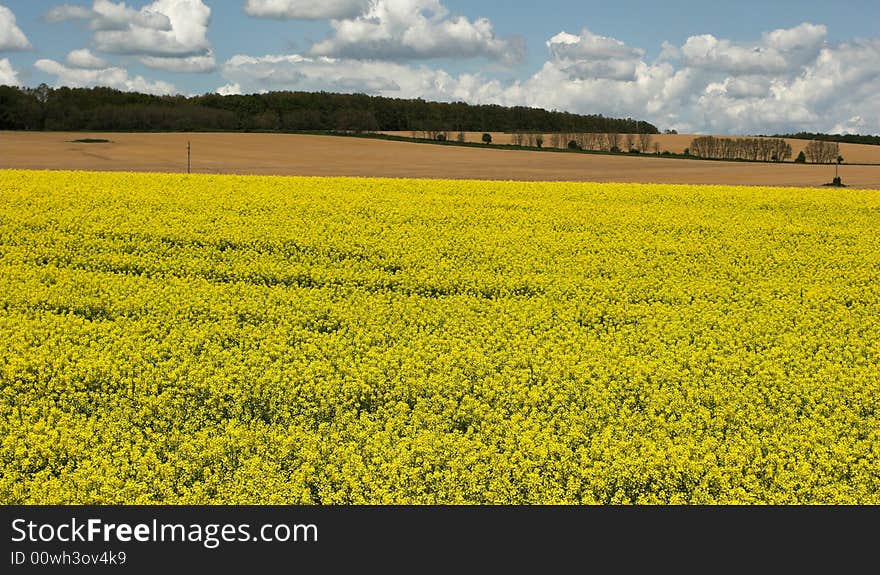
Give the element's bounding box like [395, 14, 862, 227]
[1, 170, 879, 504]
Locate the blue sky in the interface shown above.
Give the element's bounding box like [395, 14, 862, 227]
[0, 1, 878, 134]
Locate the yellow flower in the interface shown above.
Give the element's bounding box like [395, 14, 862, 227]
[1, 170, 878, 504]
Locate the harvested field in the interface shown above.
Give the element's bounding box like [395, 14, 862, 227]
[380, 131, 880, 165]
[2, 131, 879, 188]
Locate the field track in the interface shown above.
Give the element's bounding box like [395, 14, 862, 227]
[2, 131, 879, 188]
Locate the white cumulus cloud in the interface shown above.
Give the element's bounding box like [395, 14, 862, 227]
[547, 29, 644, 62]
[216, 81, 242, 95]
[690, 38, 880, 134]
[46, 0, 215, 72]
[221, 53, 464, 98]
[0, 4, 31, 51]
[546, 28, 646, 81]
[678, 23, 827, 75]
[308, 0, 524, 64]
[45, 4, 95, 23]
[217, 22, 880, 135]
[66, 48, 108, 68]
[140, 50, 216, 73]
[244, 0, 370, 20]
[91, 0, 210, 56]
[35, 58, 178, 95]
[0, 57, 20, 85]
[47, 0, 171, 31]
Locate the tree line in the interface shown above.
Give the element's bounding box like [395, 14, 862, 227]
[0, 84, 659, 135]
[688, 136, 846, 164]
[772, 132, 879, 146]
[547, 131, 657, 153]
[689, 136, 793, 162]
[802, 140, 841, 164]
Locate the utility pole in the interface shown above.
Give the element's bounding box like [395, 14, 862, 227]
[187, 141, 191, 174]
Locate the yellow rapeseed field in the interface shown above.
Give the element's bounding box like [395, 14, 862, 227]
[1, 170, 878, 504]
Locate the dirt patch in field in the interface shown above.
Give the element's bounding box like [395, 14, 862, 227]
[2, 131, 878, 189]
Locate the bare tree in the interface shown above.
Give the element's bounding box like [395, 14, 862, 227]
[639, 132, 652, 153]
[724, 139, 737, 160]
[690, 136, 712, 157]
[690, 136, 793, 162]
[625, 133, 636, 151]
[758, 139, 773, 162]
[777, 141, 792, 162]
[826, 141, 839, 163]
[804, 140, 820, 163]
[804, 140, 839, 163]
[584, 132, 600, 151]
[746, 138, 760, 161]
[607, 133, 621, 151]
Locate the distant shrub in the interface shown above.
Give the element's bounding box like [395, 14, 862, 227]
[482, 133, 492, 144]
[435, 133, 447, 142]
[795, 151, 807, 163]
[610, 145, 621, 153]
[567, 140, 580, 150]
[535, 135, 543, 148]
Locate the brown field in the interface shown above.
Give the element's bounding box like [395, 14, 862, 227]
[2, 131, 879, 188]
[380, 131, 880, 164]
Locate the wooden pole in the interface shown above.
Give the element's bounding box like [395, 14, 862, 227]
[187, 141, 191, 174]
